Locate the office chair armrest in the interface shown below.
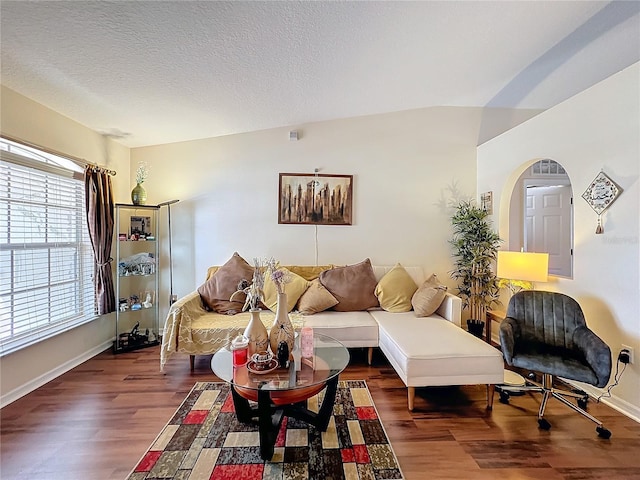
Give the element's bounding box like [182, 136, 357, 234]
[499, 317, 518, 365]
[573, 326, 612, 388]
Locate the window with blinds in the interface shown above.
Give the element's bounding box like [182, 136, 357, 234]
[0, 139, 96, 356]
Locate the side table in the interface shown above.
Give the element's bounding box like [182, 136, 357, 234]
[487, 309, 507, 344]
[488, 309, 531, 402]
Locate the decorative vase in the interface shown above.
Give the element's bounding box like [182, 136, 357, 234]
[244, 309, 269, 356]
[131, 183, 147, 205]
[269, 292, 295, 355]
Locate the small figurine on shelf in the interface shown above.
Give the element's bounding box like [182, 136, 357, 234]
[142, 292, 153, 308]
[130, 294, 141, 311]
[277, 340, 289, 369]
[119, 298, 128, 312]
[127, 322, 148, 346]
[118, 333, 129, 349]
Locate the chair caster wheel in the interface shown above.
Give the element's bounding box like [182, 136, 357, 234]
[499, 391, 510, 404]
[596, 426, 611, 439]
[578, 397, 588, 410]
[538, 418, 551, 430]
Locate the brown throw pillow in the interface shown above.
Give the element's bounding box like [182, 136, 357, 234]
[296, 278, 339, 314]
[412, 274, 448, 317]
[197, 252, 254, 314]
[319, 258, 379, 312]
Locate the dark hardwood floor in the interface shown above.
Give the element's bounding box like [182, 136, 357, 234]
[2, 345, 639, 480]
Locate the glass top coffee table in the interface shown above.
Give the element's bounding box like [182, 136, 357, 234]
[211, 333, 350, 460]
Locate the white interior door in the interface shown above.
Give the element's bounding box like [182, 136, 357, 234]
[525, 185, 572, 277]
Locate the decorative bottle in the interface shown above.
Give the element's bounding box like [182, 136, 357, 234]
[269, 292, 295, 355]
[244, 309, 269, 356]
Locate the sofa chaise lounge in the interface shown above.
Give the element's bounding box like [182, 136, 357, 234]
[161, 258, 504, 410]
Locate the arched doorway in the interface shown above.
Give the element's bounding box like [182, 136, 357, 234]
[508, 159, 573, 278]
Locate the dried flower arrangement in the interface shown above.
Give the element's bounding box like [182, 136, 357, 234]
[265, 257, 291, 294]
[135, 162, 149, 184]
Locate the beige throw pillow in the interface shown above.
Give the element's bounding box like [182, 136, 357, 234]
[319, 258, 379, 312]
[375, 263, 418, 313]
[412, 274, 448, 317]
[197, 252, 254, 314]
[262, 267, 310, 312]
[296, 279, 339, 314]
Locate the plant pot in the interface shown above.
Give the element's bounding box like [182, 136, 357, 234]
[467, 319, 485, 339]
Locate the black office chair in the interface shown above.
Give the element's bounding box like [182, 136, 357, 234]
[499, 291, 612, 438]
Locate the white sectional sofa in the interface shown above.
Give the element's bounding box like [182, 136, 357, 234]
[307, 265, 503, 410]
[161, 262, 505, 411]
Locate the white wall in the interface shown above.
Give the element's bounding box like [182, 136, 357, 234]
[132, 107, 488, 323]
[1, 96, 494, 404]
[478, 64, 640, 420]
[4, 69, 638, 423]
[0, 86, 131, 406]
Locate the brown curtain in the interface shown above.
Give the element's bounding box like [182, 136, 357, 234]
[85, 166, 116, 315]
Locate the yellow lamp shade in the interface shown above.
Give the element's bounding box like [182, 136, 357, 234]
[497, 251, 549, 283]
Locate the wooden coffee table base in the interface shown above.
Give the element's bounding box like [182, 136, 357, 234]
[230, 375, 339, 460]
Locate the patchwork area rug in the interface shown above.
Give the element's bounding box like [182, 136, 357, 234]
[127, 380, 403, 480]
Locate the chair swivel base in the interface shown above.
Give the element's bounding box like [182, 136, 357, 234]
[498, 373, 611, 439]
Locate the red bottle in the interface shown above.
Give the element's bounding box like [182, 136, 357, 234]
[231, 335, 249, 366]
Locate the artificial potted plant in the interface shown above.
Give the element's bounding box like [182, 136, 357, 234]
[449, 200, 502, 339]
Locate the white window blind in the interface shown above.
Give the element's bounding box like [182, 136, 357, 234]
[0, 140, 96, 356]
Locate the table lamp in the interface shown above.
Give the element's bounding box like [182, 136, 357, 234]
[497, 250, 549, 295]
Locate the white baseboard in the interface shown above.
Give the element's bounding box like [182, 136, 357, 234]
[564, 379, 640, 424]
[0, 340, 113, 408]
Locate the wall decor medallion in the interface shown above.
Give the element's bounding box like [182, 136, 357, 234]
[581, 171, 622, 234]
[278, 173, 353, 225]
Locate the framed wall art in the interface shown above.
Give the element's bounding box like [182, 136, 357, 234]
[278, 173, 353, 225]
[480, 191, 493, 215]
[130, 216, 152, 236]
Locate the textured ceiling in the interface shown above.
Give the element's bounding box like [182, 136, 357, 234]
[1, 1, 639, 148]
